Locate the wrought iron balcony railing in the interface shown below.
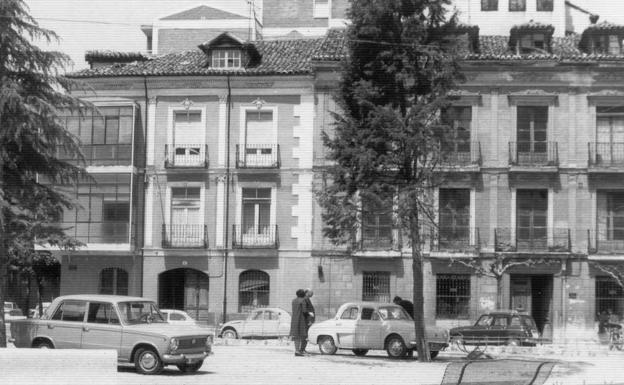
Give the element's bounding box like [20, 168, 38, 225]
[439, 141, 482, 167]
[165, 144, 208, 168]
[60, 221, 130, 243]
[588, 228, 624, 253]
[232, 224, 279, 248]
[236, 144, 280, 168]
[494, 227, 570, 252]
[430, 227, 480, 252]
[359, 224, 401, 250]
[161, 224, 208, 248]
[508, 141, 558, 167]
[57, 144, 132, 166]
[588, 142, 624, 167]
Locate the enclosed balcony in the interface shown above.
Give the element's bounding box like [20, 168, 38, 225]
[588, 228, 624, 254]
[588, 142, 624, 170]
[508, 141, 558, 169]
[232, 224, 279, 248]
[61, 221, 130, 243]
[161, 224, 208, 248]
[494, 227, 570, 252]
[358, 224, 401, 250]
[164, 144, 208, 168]
[236, 144, 280, 169]
[57, 144, 133, 166]
[439, 141, 482, 169]
[430, 227, 480, 252]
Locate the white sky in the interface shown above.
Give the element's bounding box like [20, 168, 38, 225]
[23, 0, 624, 71]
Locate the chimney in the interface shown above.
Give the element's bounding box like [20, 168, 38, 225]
[589, 14, 599, 24]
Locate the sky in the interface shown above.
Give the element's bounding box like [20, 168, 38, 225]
[23, 0, 624, 71]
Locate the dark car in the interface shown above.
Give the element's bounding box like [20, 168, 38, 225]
[449, 310, 540, 346]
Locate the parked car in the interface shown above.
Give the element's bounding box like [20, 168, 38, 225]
[307, 301, 449, 359]
[218, 307, 291, 339]
[4, 302, 25, 321]
[29, 302, 52, 319]
[160, 309, 199, 326]
[9, 294, 214, 375]
[449, 310, 540, 346]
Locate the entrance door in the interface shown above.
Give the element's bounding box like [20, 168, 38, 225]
[159, 268, 209, 323]
[510, 275, 552, 334]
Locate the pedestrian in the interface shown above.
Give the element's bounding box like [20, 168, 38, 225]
[290, 289, 308, 356]
[301, 288, 315, 354]
[393, 296, 414, 319]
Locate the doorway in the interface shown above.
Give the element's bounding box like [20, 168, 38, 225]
[158, 268, 209, 323]
[510, 274, 552, 333]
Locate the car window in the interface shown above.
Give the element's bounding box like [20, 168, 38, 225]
[361, 308, 375, 320]
[521, 316, 537, 329]
[266, 311, 279, 320]
[371, 311, 381, 321]
[87, 302, 120, 324]
[493, 316, 508, 327]
[51, 300, 87, 322]
[510, 316, 522, 326]
[476, 315, 493, 326]
[117, 301, 165, 324]
[252, 311, 264, 320]
[170, 312, 185, 321]
[340, 306, 359, 320]
[377, 306, 410, 320]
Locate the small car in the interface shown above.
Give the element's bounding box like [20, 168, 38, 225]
[29, 302, 52, 319]
[160, 309, 198, 325]
[218, 307, 291, 339]
[4, 302, 25, 321]
[307, 301, 449, 359]
[449, 310, 540, 346]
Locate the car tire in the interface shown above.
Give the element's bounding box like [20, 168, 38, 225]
[222, 328, 238, 339]
[134, 347, 163, 375]
[352, 349, 368, 356]
[386, 335, 407, 359]
[506, 338, 520, 347]
[177, 361, 203, 373]
[34, 340, 53, 349]
[430, 351, 439, 359]
[318, 336, 337, 355]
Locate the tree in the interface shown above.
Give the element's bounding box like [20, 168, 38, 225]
[317, 0, 463, 362]
[0, 0, 86, 347]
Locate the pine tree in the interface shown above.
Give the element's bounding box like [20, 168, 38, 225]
[317, 0, 463, 362]
[0, 0, 86, 347]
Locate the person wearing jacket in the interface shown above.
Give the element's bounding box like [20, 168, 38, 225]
[290, 289, 308, 356]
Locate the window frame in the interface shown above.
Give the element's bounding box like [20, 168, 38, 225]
[99, 267, 129, 296]
[238, 269, 270, 313]
[362, 271, 391, 302]
[436, 274, 471, 319]
[211, 49, 242, 69]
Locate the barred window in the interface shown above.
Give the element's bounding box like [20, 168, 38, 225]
[100, 268, 128, 296]
[239, 270, 270, 313]
[362, 272, 390, 302]
[436, 274, 470, 319]
[596, 276, 624, 320]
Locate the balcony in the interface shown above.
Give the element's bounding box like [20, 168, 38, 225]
[236, 144, 280, 169]
[358, 224, 400, 250]
[165, 144, 208, 168]
[439, 141, 482, 170]
[57, 144, 132, 166]
[508, 142, 558, 170]
[588, 142, 624, 171]
[430, 227, 480, 252]
[588, 228, 624, 254]
[232, 225, 279, 248]
[161, 224, 208, 248]
[494, 227, 570, 252]
[60, 221, 130, 243]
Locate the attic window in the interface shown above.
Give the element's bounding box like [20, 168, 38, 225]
[593, 35, 623, 55]
[520, 33, 545, 52]
[510, 23, 554, 54]
[212, 49, 242, 69]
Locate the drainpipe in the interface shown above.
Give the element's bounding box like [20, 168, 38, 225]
[222, 75, 232, 324]
[141, 75, 149, 297]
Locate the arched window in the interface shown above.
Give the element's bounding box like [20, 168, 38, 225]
[238, 270, 269, 313]
[100, 268, 128, 295]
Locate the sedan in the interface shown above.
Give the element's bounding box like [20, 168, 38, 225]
[307, 301, 449, 359]
[449, 310, 540, 346]
[218, 308, 291, 339]
[160, 309, 198, 326]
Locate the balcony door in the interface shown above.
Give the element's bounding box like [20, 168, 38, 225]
[170, 187, 201, 247]
[438, 189, 470, 249]
[596, 107, 624, 164]
[244, 111, 274, 167]
[516, 190, 547, 250]
[517, 106, 547, 163]
[173, 111, 203, 166]
[361, 195, 393, 249]
[242, 188, 272, 245]
[442, 107, 471, 164]
[597, 191, 624, 251]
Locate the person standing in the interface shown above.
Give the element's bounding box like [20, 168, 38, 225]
[290, 289, 308, 356]
[301, 288, 315, 354]
[393, 296, 414, 319]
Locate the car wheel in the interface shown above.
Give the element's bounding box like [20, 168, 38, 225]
[318, 336, 337, 355]
[386, 335, 407, 359]
[177, 361, 203, 373]
[352, 349, 368, 356]
[34, 340, 53, 349]
[430, 351, 439, 359]
[222, 328, 238, 339]
[506, 338, 520, 347]
[134, 348, 163, 375]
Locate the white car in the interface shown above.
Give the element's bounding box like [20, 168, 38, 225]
[218, 308, 291, 339]
[4, 302, 25, 321]
[307, 301, 449, 359]
[28, 302, 52, 319]
[160, 309, 199, 325]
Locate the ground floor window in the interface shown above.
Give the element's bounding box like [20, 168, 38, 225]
[239, 270, 270, 313]
[362, 271, 391, 302]
[100, 267, 128, 295]
[436, 274, 471, 319]
[596, 276, 624, 320]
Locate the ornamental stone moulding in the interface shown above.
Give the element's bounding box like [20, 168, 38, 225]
[180, 98, 194, 111]
[587, 89, 624, 106]
[507, 89, 558, 106]
[251, 98, 268, 110]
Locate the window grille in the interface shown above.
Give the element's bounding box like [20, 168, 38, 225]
[362, 272, 390, 302]
[239, 270, 270, 313]
[596, 276, 624, 320]
[100, 268, 128, 296]
[436, 274, 470, 319]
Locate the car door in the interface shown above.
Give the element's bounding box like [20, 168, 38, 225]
[334, 306, 358, 348]
[81, 301, 122, 351]
[261, 310, 280, 337]
[464, 315, 493, 344]
[355, 307, 382, 349]
[277, 311, 291, 337]
[241, 310, 264, 337]
[489, 315, 510, 344]
[46, 300, 87, 349]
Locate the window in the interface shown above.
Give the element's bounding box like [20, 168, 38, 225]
[517, 106, 548, 155]
[536, 0, 553, 11]
[481, 0, 498, 11]
[438, 189, 470, 248]
[596, 107, 624, 165]
[362, 271, 390, 302]
[241, 111, 276, 168]
[103, 202, 129, 222]
[211, 49, 241, 69]
[361, 308, 375, 320]
[441, 106, 472, 161]
[242, 188, 271, 234]
[596, 276, 624, 320]
[516, 190, 548, 249]
[493, 316, 509, 327]
[509, 0, 525, 11]
[436, 274, 470, 319]
[169, 187, 202, 247]
[597, 192, 624, 244]
[171, 110, 204, 167]
[100, 267, 128, 296]
[519, 33, 546, 53]
[239, 270, 270, 312]
[340, 306, 359, 320]
[169, 312, 185, 321]
[361, 195, 393, 249]
[87, 302, 120, 324]
[51, 300, 86, 322]
[313, 0, 330, 18]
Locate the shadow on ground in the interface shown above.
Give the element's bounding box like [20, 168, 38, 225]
[441, 359, 556, 385]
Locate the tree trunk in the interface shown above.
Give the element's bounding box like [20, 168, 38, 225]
[37, 277, 44, 318]
[411, 215, 430, 362]
[496, 276, 504, 310]
[0, 163, 6, 348]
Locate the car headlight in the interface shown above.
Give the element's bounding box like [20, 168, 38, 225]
[169, 337, 179, 352]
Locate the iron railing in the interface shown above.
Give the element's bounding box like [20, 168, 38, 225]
[494, 227, 570, 252]
[60, 221, 130, 243]
[588, 142, 624, 167]
[232, 224, 279, 248]
[161, 224, 208, 248]
[57, 144, 132, 166]
[164, 144, 208, 168]
[588, 228, 624, 253]
[236, 144, 280, 168]
[508, 141, 558, 167]
[431, 227, 480, 252]
[359, 224, 400, 250]
[440, 141, 482, 166]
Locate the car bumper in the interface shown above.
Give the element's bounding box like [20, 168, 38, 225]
[409, 341, 449, 351]
[162, 351, 212, 365]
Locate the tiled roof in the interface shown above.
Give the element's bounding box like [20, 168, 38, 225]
[161, 5, 247, 21]
[84, 50, 149, 65]
[582, 21, 624, 33]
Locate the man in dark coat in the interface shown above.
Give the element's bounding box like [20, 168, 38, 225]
[301, 288, 315, 353]
[290, 289, 308, 356]
[393, 296, 414, 319]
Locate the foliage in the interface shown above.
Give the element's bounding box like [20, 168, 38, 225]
[590, 261, 624, 288]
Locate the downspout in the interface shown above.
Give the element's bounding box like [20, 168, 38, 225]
[222, 74, 232, 324]
[140, 75, 149, 297]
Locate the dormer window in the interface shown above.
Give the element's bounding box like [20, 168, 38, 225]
[594, 35, 623, 55]
[509, 22, 554, 55]
[212, 49, 242, 69]
[444, 24, 480, 54]
[579, 22, 624, 55]
[520, 33, 545, 52]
